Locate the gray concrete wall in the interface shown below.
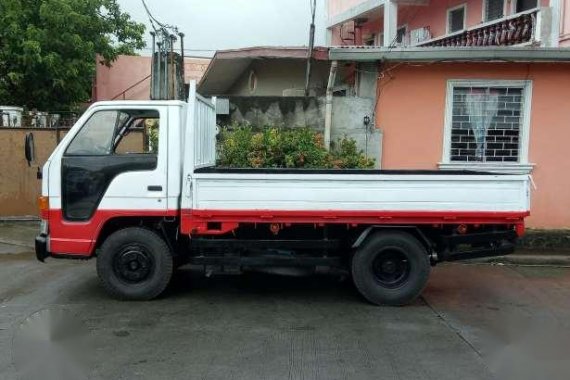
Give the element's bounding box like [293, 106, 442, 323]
[219, 95, 380, 167]
[228, 59, 331, 96]
[221, 96, 324, 129]
[356, 63, 378, 100]
[331, 97, 381, 168]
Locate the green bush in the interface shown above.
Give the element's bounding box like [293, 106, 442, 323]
[217, 124, 375, 169]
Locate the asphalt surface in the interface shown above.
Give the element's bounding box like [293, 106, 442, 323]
[0, 223, 569, 379]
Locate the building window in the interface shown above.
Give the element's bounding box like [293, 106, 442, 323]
[448, 5, 466, 33]
[484, 0, 504, 21]
[515, 0, 538, 13]
[396, 26, 407, 45]
[443, 80, 532, 168]
[248, 70, 257, 94]
[364, 34, 376, 46]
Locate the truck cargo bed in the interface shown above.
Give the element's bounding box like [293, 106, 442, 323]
[190, 167, 530, 215]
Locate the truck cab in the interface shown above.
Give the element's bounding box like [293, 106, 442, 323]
[34, 84, 530, 305]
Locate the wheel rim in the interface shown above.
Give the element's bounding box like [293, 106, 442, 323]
[371, 249, 411, 288]
[113, 244, 154, 284]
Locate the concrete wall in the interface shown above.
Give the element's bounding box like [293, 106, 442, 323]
[221, 97, 325, 128]
[228, 59, 331, 96]
[0, 128, 144, 217]
[331, 97, 381, 168]
[220, 96, 379, 165]
[93, 55, 210, 101]
[375, 62, 570, 229]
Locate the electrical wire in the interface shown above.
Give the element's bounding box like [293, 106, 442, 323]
[141, 0, 179, 34]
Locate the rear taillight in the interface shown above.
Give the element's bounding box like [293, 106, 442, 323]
[38, 196, 49, 219]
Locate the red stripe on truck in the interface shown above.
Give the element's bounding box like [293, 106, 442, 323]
[46, 208, 528, 256]
[47, 209, 178, 256]
[181, 209, 528, 235]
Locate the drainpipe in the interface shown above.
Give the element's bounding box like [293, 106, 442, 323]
[324, 60, 338, 151]
[170, 34, 176, 99]
[150, 31, 156, 99]
[179, 32, 186, 100]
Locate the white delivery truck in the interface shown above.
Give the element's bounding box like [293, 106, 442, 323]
[32, 84, 530, 305]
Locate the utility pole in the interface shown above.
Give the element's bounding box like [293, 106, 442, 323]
[304, 0, 317, 97]
[142, 0, 185, 100]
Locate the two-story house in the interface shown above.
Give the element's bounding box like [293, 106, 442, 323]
[327, 0, 569, 48]
[324, 0, 570, 230]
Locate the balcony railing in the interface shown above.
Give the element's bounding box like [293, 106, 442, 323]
[417, 9, 539, 48]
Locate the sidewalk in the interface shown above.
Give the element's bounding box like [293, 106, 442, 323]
[0, 221, 37, 254]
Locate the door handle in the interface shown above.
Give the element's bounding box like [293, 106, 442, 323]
[147, 185, 163, 192]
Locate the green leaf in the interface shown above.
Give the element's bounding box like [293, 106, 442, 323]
[0, 0, 145, 110]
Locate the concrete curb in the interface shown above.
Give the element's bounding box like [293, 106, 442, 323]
[0, 216, 39, 222]
[473, 254, 570, 266]
[0, 238, 34, 249]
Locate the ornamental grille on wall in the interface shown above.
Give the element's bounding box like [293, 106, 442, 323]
[450, 86, 523, 163]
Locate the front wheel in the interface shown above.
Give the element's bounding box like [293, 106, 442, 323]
[352, 231, 430, 306]
[97, 227, 173, 300]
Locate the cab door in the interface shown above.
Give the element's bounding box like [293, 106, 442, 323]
[59, 105, 168, 221]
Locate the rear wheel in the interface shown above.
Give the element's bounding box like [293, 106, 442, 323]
[352, 231, 430, 306]
[97, 227, 173, 300]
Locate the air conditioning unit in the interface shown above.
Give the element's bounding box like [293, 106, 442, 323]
[409, 27, 432, 46]
[215, 98, 230, 115]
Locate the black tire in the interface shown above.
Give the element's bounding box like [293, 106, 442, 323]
[351, 231, 430, 306]
[97, 227, 173, 300]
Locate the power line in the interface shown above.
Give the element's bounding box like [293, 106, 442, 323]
[140, 0, 179, 34]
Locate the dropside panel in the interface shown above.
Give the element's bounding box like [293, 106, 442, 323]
[192, 172, 529, 212]
[181, 172, 529, 235]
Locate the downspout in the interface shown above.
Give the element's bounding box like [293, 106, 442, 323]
[179, 32, 186, 100]
[324, 60, 338, 151]
[150, 31, 156, 99]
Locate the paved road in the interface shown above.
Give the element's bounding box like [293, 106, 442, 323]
[0, 248, 569, 380]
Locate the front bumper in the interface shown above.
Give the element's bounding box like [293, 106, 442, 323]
[35, 234, 50, 262]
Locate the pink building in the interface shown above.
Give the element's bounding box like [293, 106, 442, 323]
[325, 0, 570, 229]
[92, 55, 210, 102]
[327, 0, 570, 47]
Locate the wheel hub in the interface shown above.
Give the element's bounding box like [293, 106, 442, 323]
[372, 249, 411, 288]
[114, 246, 153, 283]
[381, 260, 397, 274]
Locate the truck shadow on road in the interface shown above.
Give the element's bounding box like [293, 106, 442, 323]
[50, 262, 424, 308]
[163, 267, 427, 307]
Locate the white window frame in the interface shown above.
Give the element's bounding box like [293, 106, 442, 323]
[439, 79, 534, 174]
[511, 0, 539, 16]
[377, 32, 384, 46]
[482, 0, 507, 22]
[447, 4, 467, 34]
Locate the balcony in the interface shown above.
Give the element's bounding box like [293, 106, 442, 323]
[416, 9, 544, 48]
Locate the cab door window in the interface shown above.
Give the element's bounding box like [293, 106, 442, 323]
[114, 114, 160, 155]
[66, 111, 125, 155]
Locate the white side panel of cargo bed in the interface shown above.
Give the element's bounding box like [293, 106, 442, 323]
[181, 82, 217, 211]
[192, 173, 530, 213]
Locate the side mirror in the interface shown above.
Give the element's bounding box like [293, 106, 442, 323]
[24, 132, 35, 166]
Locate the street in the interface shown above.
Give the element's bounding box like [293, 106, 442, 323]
[0, 224, 569, 380]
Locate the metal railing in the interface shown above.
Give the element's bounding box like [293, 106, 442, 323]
[418, 9, 539, 48]
[0, 111, 79, 129]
